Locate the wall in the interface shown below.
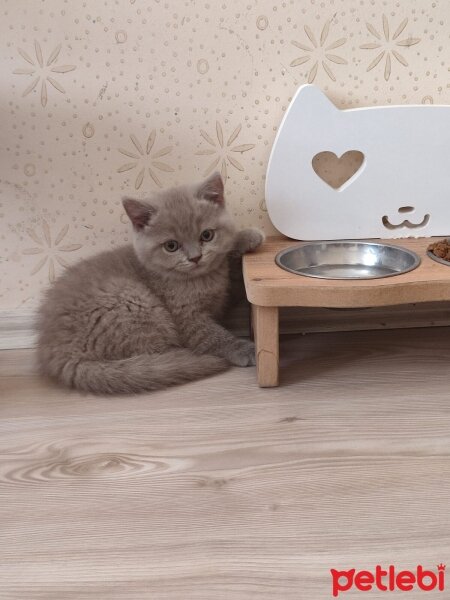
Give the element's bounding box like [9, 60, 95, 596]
[0, 0, 448, 310]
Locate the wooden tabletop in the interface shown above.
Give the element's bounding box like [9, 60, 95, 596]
[243, 236, 450, 308]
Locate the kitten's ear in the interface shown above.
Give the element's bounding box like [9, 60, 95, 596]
[122, 197, 156, 230]
[197, 172, 224, 205]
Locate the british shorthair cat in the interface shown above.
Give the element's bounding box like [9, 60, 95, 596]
[37, 173, 264, 394]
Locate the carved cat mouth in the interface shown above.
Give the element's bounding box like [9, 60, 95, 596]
[382, 214, 430, 230]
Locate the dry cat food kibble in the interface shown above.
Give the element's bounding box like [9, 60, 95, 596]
[428, 239, 450, 262]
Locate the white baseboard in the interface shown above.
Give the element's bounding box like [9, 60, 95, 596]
[0, 309, 37, 350]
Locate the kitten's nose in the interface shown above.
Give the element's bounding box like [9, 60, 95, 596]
[189, 255, 202, 264]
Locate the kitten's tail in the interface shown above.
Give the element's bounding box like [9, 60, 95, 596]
[48, 350, 229, 394]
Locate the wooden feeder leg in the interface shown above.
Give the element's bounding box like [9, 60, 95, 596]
[252, 305, 279, 387]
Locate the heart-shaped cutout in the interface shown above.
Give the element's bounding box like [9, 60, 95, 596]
[312, 150, 365, 190]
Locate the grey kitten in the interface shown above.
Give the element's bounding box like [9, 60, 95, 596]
[36, 173, 264, 394]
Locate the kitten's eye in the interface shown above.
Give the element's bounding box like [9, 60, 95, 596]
[163, 240, 179, 252]
[200, 229, 215, 242]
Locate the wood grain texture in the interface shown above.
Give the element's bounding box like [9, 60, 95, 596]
[279, 301, 450, 334]
[244, 236, 450, 307]
[252, 305, 279, 387]
[1, 327, 450, 599]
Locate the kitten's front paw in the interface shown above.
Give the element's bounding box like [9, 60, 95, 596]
[227, 339, 256, 367]
[235, 228, 265, 255]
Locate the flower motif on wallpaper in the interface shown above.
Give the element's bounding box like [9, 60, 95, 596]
[22, 220, 82, 282]
[117, 131, 174, 189]
[196, 123, 255, 180]
[360, 15, 420, 81]
[13, 41, 76, 107]
[290, 20, 347, 83]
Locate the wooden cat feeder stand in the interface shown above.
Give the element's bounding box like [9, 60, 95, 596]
[244, 236, 450, 387]
[247, 84, 450, 386]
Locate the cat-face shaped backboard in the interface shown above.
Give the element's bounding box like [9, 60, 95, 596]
[266, 84, 450, 240]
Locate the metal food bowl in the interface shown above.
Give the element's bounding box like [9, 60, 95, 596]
[427, 250, 450, 266]
[427, 238, 450, 267]
[275, 241, 420, 280]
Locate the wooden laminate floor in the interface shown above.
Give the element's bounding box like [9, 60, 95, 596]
[1, 327, 450, 599]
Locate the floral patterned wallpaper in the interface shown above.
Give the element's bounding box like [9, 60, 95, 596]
[0, 0, 448, 310]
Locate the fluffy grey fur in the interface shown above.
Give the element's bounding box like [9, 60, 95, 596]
[36, 173, 264, 394]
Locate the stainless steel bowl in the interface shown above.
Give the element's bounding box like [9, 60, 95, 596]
[427, 250, 450, 266]
[275, 241, 420, 280]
